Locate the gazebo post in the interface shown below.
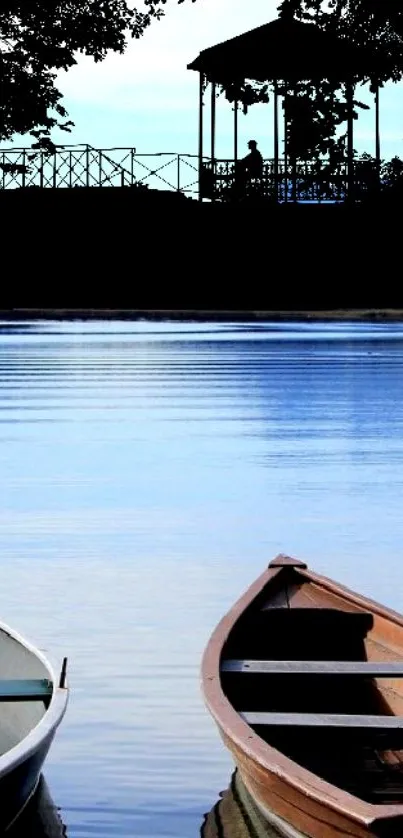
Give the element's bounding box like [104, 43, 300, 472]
[375, 85, 381, 191]
[234, 99, 239, 163]
[346, 82, 354, 202]
[233, 98, 239, 195]
[198, 71, 204, 202]
[284, 83, 288, 203]
[291, 86, 298, 203]
[211, 82, 216, 162]
[274, 81, 279, 203]
[211, 82, 216, 202]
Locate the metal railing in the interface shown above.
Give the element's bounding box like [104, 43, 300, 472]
[0, 145, 379, 202]
[0, 145, 200, 195]
[201, 158, 350, 202]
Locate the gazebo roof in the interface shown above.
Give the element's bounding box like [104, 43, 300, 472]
[188, 17, 377, 83]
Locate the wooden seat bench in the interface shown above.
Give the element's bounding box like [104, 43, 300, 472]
[0, 679, 52, 701]
[221, 660, 403, 677]
[240, 712, 403, 730]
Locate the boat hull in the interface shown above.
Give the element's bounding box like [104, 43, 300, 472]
[202, 557, 403, 838]
[234, 769, 309, 838]
[0, 621, 68, 832]
[223, 734, 379, 838]
[8, 774, 66, 838]
[0, 733, 55, 832]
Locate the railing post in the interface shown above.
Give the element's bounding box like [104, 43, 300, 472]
[53, 151, 57, 188]
[86, 145, 90, 187]
[40, 153, 44, 189]
[22, 149, 27, 189]
[177, 155, 181, 193]
[291, 156, 297, 203]
[131, 149, 135, 186]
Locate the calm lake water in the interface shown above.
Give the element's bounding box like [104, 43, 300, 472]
[2, 318, 403, 838]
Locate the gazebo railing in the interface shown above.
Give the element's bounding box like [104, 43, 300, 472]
[201, 158, 351, 202]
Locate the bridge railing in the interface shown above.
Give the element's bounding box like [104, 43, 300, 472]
[0, 146, 201, 195]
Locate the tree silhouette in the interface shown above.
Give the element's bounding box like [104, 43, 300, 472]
[3, 0, 402, 160]
[0, 0, 190, 147]
[279, 0, 403, 81]
[274, 1, 403, 164]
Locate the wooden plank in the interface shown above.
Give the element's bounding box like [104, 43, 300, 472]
[240, 712, 403, 729]
[0, 679, 52, 701]
[222, 659, 403, 676]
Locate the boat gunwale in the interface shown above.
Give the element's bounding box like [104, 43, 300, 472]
[0, 619, 68, 779]
[201, 558, 403, 830]
[298, 567, 403, 629]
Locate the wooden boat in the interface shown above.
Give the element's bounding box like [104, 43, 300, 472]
[201, 555, 403, 838]
[0, 620, 68, 831]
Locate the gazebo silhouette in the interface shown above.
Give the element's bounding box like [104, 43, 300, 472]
[188, 15, 381, 203]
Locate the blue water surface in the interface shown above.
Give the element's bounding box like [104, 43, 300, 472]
[0, 318, 403, 837]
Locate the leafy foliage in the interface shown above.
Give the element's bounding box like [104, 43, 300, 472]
[2, 0, 403, 164]
[0, 0, 193, 146]
[276, 0, 403, 161]
[216, 82, 270, 115]
[279, 0, 403, 84]
[351, 153, 403, 202]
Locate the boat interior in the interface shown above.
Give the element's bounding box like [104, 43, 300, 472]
[0, 628, 52, 757]
[220, 568, 403, 805]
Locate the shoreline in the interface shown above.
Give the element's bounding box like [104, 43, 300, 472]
[2, 309, 403, 322]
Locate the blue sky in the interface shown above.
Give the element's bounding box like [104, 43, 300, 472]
[4, 0, 403, 161]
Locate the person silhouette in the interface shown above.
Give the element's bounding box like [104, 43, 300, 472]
[234, 140, 264, 196]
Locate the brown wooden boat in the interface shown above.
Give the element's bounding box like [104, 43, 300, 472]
[201, 555, 403, 838]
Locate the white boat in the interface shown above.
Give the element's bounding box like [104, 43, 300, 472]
[8, 775, 67, 838]
[0, 620, 68, 831]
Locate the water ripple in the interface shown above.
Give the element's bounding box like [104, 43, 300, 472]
[1, 319, 403, 838]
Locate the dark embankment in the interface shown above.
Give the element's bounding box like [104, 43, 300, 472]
[1, 187, 400, 312]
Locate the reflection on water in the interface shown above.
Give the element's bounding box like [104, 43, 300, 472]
[201, 773, 257, 838]
[9, 777, 67, 838]
[201, 772, 294, 838]
[2, 319, 403, 837]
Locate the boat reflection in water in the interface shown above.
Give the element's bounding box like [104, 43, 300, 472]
[7, 777, 67, 838]
[201, 771, 302, 838]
